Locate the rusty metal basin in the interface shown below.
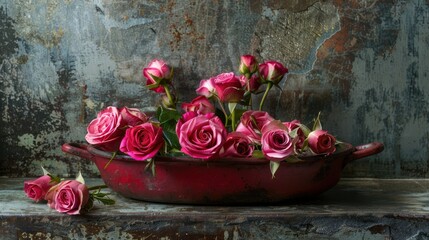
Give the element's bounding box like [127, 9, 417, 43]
[62, 142, 383, 204]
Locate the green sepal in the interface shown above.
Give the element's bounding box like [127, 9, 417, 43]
[41, 166, 50, 176]
[75, 171, 85, 184]
[333, 141, 346, 153]
[301, 138, 309, 152]
[296, 123, 311, 137]
[47, 173, 62, 184]
[148, 73, 163, 84]
[289, 127, 299, 138]
[239, 64, 250, 75]
[145, 158, 156, 177]
[313, 112, 322, 131]
[42, 166, 62, 184]
[146, 82, 160, 90]
[228, 102, 237, 115]
[270, 161, 280, 179]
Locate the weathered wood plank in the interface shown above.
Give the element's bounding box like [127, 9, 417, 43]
[1, 178, 429, 239]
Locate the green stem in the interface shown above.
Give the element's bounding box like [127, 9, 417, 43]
[259, 82, 273, 111]
[231, 108, 236, 131]
[163, 84, 174, 107]
[216, 97, 228, 127]
[104, 151, 117, 169]
[246, 76, 253, 110]
[88, 185, 109, 191]
[248, 95, 253, 110]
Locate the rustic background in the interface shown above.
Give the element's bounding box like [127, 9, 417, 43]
[1, 0, 428, 178]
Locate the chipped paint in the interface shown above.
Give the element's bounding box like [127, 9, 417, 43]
[338, 0, 429, 177]
[17, 134, 36, 150]
[91, 0, 163, 31]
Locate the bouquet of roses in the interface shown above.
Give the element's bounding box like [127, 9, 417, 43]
[85, 55, 337, 176]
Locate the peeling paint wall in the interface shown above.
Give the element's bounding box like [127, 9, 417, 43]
[1, 0, 428, 178]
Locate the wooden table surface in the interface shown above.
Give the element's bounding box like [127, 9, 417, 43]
[1, 178, 429, 239]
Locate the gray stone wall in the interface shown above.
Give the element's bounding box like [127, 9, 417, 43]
[1, 0, 428, 178]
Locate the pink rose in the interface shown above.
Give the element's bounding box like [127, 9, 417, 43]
[236, 110, 274, 144]
[239, 75, 261, 93]
[213, 72, 245, 102]
[45, 180, 89, 215]
[143, 59, 171, 93]
[176, 111, 199, 140]
[259, 60, 288, 84]
[85, 106, 126, 152]
[24, 175, 55, 202]
[308, 130, 336, 155]
[178, 114, 227, 159]
[220, 132, 254, 158]
[283, 120, 305, 150]
[120, 107, 149, 127]
[119, 122, 164, 161]
[239, 55, 258, 75]
[181, 96, 215, 114]
[261, 121, 295, 162]
[196, 78, 216, 98]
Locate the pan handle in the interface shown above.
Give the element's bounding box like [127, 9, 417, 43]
[344, 142, 384, 167]
[62, 143, 95, 161]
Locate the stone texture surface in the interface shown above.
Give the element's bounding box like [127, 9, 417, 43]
[1, 178, 429, 239]
[0, 0, 429, 178]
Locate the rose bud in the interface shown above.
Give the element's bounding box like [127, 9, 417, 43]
[249, 75, 262, 93]
[239, 55, 258, 76]
[85, 106, 126, 152]
[120, 107, 149, 127]
[45, 180, 89, 215]
[119, 122, 164, 161]
[308, 130, 337, 155]
[143, 59, 171, 93]
[161, 92, 177, 109]
[219, 132, 254, 158]
[181, 96, 215, 114]
[24, 175, 56, 202]
[212, 72, 245, 102]
[258, 60, 288, 84]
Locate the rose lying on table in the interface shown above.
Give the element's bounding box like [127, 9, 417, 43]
[24, 167, 114, 215]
